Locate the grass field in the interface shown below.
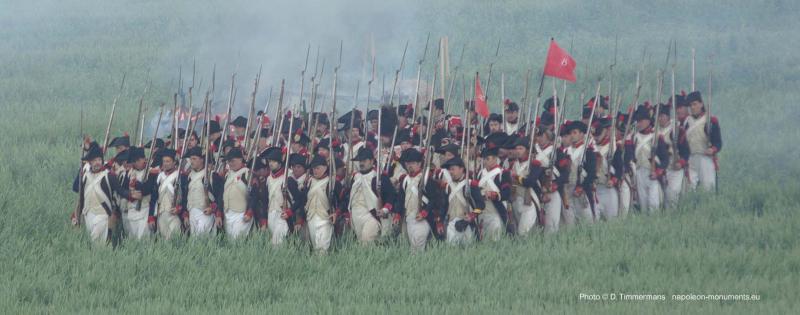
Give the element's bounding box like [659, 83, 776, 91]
[1, 0, 799, 313]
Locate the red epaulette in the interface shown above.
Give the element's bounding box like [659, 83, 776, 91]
[710, 116, 719, 124]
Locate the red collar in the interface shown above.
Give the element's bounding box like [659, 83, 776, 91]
[596, 137, 610, 146]
[539, 143, 552, 150]
[407, 169, 422, 177]
[271, 168, 285, 178]
[486, 164, 502, 171]
[572, 140, 585, 148]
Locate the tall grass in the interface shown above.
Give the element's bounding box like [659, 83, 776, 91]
[0, 0, 798, 313]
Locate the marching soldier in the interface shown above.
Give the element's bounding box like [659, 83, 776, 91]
[298, 155, 343, 254]
[151, 148, 183, 239]
[658, 100, 691, 207]
[684, 91, 722, 192]
[72, 141, 128, 244]
[261, 147, 305, 245]
[563, 120, 597, 225]
[247, 153, 271, 232]
[441, 156, 484, 245]
[122, 146, 156, 239]
[503, 100, 523, 135]
[395, 148, 440, 252]
[476, 146, 512, 240]
[592, 117, 623, 220]
[631, 104, 670, 213]
[530, 127, 569, 233]
[348, 147, 396, 243]
[179, 147, 216, 236]
[509, 136, 540, 236]
[210, 147, 253, 239]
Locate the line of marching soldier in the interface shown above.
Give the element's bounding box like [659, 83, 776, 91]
[72, 88, 720, 252]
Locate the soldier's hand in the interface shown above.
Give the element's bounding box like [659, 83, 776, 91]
[130, 191, 143, 200]
[573, 186, 585, 197]
[436, 220, 445, 235]
[70, 211, 80, 226]
[392, 213, 402, 225]
[485, 191, 499, 201]
[328, 213, 337, 224]
[203, 207, 213, 215]
[281, 208, 293, 220]
[243, 213, 252, 223]
[214, 217, 223, 228]
[541, 193, 551, 204]
[704, 147, 715, 156]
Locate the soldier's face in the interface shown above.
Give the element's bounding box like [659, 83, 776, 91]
[676, 106, 689, 120]
[370, 120, 378, 131]
[489, 121, 501, 133]
[570, 130, 584, 143]
[162, 157, 176, 172]
[133, 158, 147, 170]
[350, 128, 361, 139]
[188, 135, 198, 148]
[291, 143, 303, 153]
[484, 156, 498, 168]
[115, 145, 128, 153]
[291, 165, 306, 178]
[690, 101, 704, 115]
[658, 114, 670, 127]
[514, 146, 527, 159]
[228, 158, 244, 171]
[406, 161, 421, 173]
[400, 142, 412, 151]
[444, 151, 456, 162]
[560, 135, 572, 146]
[358, 159, 374, 171]
[269, 160, 281, 171]
[190, 156, 204, 170]
[317, 148, 330, 159]
[636, 119, 651, 131]
[313, 165, 328, 178]
[505, 111, 518, 123]
[90, 158, 103, 172]
[449, 166, 464, 180]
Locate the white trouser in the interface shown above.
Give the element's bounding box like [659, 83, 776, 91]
[267, 210, 289, 246]
[446, 218, 475, 245]
[635, 168, 662, 213]
[564, 185, 593, 225]
[665, 168, 685, 207]
[542, 191, 562, 233]
[157, 212, 181, 239]
[405, 216, 430, 253]
[189, 208, 215, 236]
[351, 209, 381, 243]
[512, 194, 538, 237]
[307, 215, 333, 253]
[619, 178, 632, 219]
[479, 202, 505, 241]
[124, 208, 150, 240]
[595, 186, 619, 221]
[84, 212, 109, 244]
[224, 211, 252, 239]
[688, 154, 716, 192]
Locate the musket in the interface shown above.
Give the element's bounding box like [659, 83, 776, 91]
[345, 82, 360, 187]
[500, 72, 506, 132]
[215, 74, 237, 172]
[650, 70, 665, 173]
[445, 43, 466, 115]
[419, 57, 439, 208]
[576, 78, 603, 180]
[520, 68, 532, 128]
[383, 40, 410, 174]
[484, 39, 501, 104]
[411, 33, 431, 126]
[170, 93, 179, 149]
[608, 35, 618, 103]
[272, 79, 286, 146]
[243, 76, 260, 152]
[247, 87, 273, 160]
[706, 54, 714, 135]
[525, 70, 547, 163]
[308, 59, 326, 157]
[135, 80, 152, 146]
[101, 73, 126, 154]
[134, 103, 165, 212]
[298, 44, 311, 123]
[328, 40, 343, 200]
[691, 48, 696, 91]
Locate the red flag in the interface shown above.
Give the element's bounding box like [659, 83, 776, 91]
[474, 73, 489, 118]
[543, 39, 577, 82]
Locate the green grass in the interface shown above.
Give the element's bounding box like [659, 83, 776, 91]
[1, 0, 798, 313]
